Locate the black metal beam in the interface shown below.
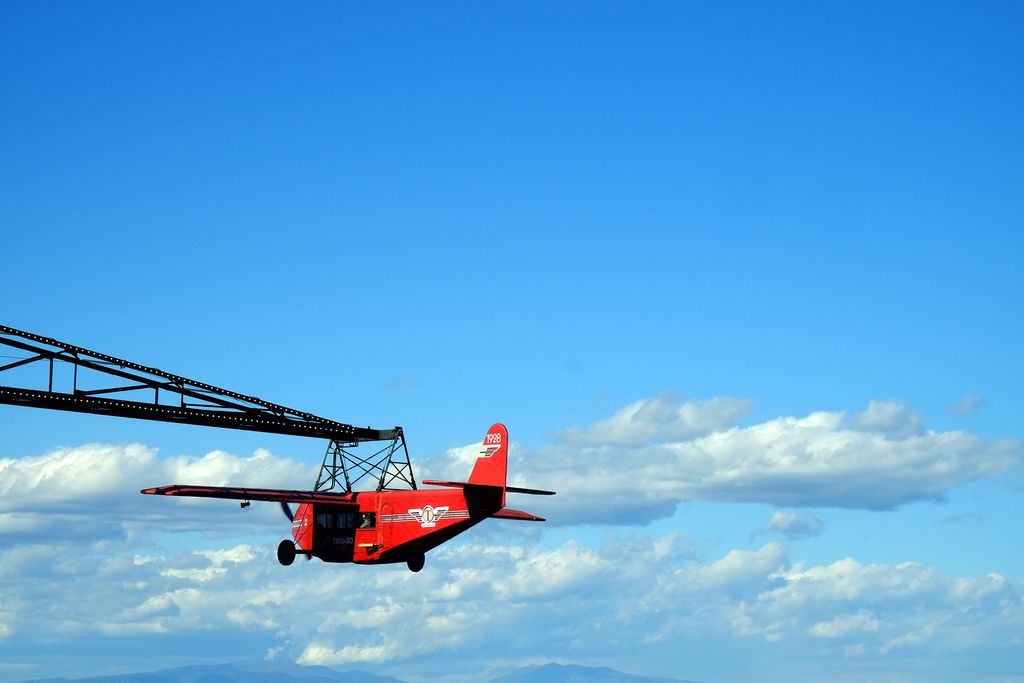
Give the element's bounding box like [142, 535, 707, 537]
[0, 325, 398, 444]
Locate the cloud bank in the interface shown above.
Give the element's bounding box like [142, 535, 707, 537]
[1, 530, 1020, 683]
[433, 395, 1020, 525]
[3, 395, 1020, 537]
[0, 393, 1021, 681]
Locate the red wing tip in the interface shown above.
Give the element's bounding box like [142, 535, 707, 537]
[141, 486, 177, 495]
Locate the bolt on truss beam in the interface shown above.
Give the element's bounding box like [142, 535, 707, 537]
[0, 324, 397, 443]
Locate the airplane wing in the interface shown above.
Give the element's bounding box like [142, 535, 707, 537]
[141, 484, 354, 504]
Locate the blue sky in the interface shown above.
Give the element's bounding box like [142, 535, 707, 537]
[1, 2, 1022, 682]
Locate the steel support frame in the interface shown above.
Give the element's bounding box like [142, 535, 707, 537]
[314, 430, 418, 493]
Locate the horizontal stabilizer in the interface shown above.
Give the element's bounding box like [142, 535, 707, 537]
[422, 479, 488, 489]
[141, 484, 354, 505]
[422, 480, 555, 496]
[492, 508, 546, 522]
[506, 485, 556, 496]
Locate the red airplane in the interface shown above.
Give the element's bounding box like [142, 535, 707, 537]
[142, 422, 554, 572]
[0, 325, 554, 573]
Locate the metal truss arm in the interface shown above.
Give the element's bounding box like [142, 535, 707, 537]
[0, 325, 396, 443]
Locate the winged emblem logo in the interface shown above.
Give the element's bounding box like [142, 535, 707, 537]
[408, 505, 449, 528]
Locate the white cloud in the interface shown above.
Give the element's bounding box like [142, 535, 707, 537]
[0, 445, 312, 510]
[0, 444, 315, 540]
[559, 393, 751, 445]
[0, 443, 158, 503]
[843, 400, 925, 438]
[682, 543, 789, 592]
[160, 545, 260, 584]
[808, 610, 880, 638]
[483, 398, 1023, 524]
[950, 393, 986, 416]
[197, 545, 256, 566]
[760, 510, 825, 539]
[732, 556, 1024, 654]
[491, 542, 603, 598]
[298, 642, 394, 665]
[226, 608, 278, 631]
[161, 566, 229, 583]
[122, 594, 179, 620]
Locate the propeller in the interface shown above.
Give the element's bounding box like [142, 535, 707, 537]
[279, 502, 311, 561]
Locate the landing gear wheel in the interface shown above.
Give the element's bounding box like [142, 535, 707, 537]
[407, 553, 425, 573]
[277, 539, 296, 566]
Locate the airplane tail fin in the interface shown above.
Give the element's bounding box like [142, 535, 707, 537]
[468, 423, 509, 492]
[421, 423, 555, 514]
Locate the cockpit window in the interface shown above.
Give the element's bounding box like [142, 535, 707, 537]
[359, 512, 376, 529]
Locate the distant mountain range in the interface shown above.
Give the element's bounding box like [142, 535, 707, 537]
[22, 661, 704, 683]
[22, 662, 404, 683]
[488, 663, 703, 683]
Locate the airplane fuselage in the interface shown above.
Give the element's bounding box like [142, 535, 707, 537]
[292, 484, 503, 567]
